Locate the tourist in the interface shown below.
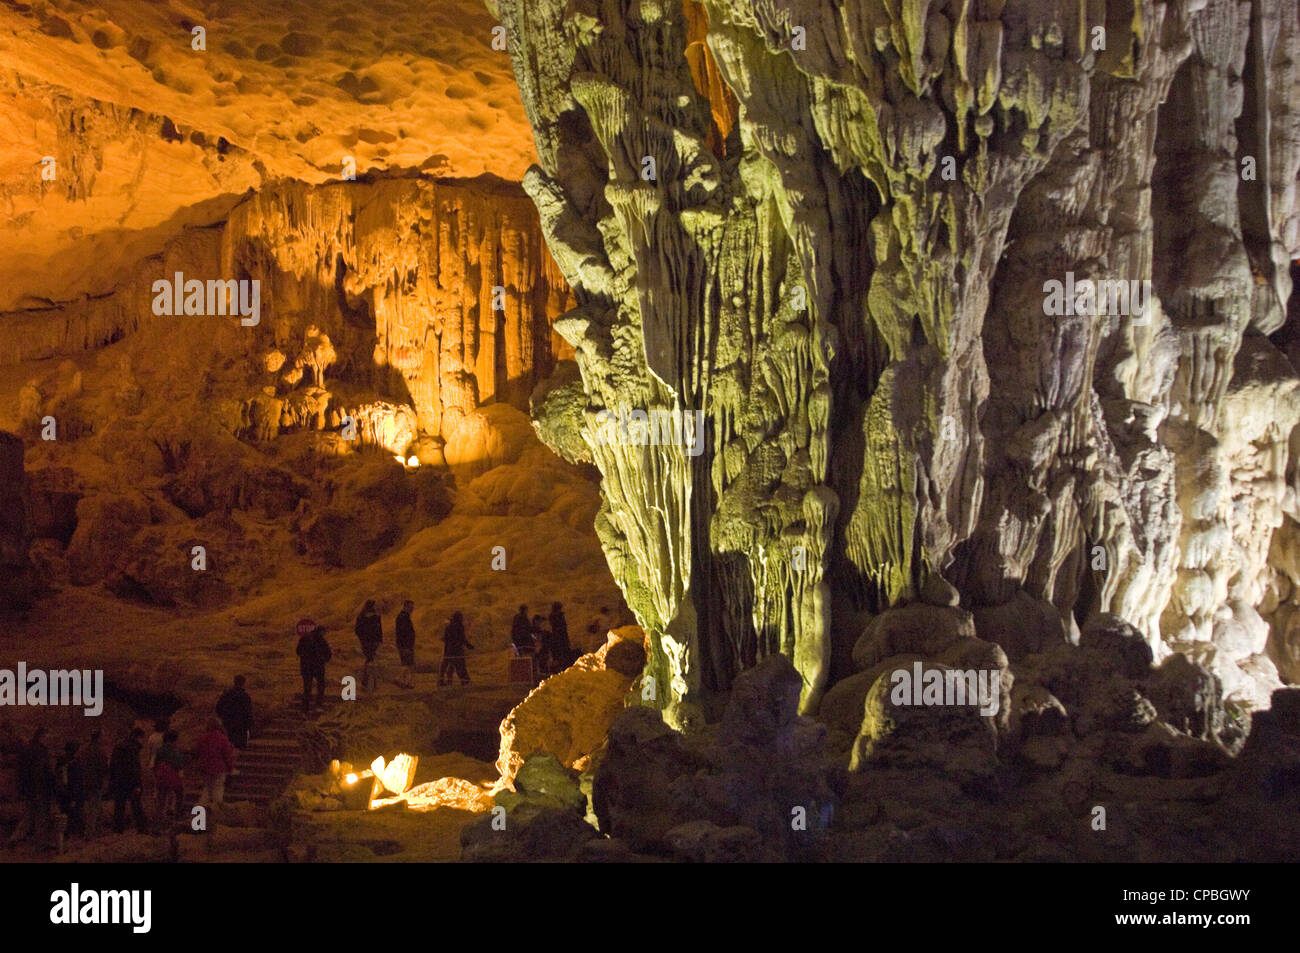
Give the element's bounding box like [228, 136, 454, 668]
[531, 614, 553, 668]
[8, 727, 54, 849]
[439, 611, 474, 686]
[194, 719, 236, 807]
[216, 675, 254, 749]
[76, 729, 108, 839]
[395, 600, 417, 668]
[152, 730, 185, 826]
[511, 604, 536, 654]
[549, 602, 574, 667]
[295, 619, 331, 715]
[108, 728, 147, 835]
[142, 718, 168, 808]
[355, 599, 384, 663]
[55, 741, 84, 838]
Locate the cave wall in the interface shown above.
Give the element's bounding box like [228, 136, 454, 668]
[2, 176, 572, 451]
[504, 0, 1300, 722]
[0, 0, 536, 311]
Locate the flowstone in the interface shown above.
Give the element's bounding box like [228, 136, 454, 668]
[501, 0, 1300, 720]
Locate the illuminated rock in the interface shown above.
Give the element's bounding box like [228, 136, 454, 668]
[494, 626, 646, 787]
[501, 0, 1300, 721]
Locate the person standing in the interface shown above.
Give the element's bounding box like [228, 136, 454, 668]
[439, 611, 474, 686]
[194, 719, 235, 807]
[108, 728, 147, 835]
[55, 741, 84, 838]
[76, 729, 108, 839]
[549, 602, 574, 668]
[8, 728, 54, 849]
[296, 619, 331, 715]
[216, 675, 254, 749]
[511, 604, 536, 654]
[531, 614, 553, 672]
[355, 599, 383, 662]
[395, 600, 417, 669]
[152, 730, 185, 826]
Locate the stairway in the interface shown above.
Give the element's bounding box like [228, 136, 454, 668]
[181, 699, 335, 807]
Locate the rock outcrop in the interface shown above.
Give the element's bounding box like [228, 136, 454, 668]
[502, 0, 1300, 722]
[0, 431, 36, 610]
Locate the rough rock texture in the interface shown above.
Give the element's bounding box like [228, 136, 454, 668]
[0, 0, 536, 310]
[494, 625, 646, 786]
[0, 431, 36, 610]
[502, 0, 1300, 723]
[3, 177, 571, 451]
[588, 655, 846, 861]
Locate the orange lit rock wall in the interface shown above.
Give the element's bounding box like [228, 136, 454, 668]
[0, 177, 573, 445]
[223, 178, 574, 440]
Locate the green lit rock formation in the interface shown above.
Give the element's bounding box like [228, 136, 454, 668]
[499, 0, 1300, 723]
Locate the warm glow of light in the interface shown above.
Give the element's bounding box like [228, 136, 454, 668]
[345, 773, 358, 785]
[406, 455, 420, 468]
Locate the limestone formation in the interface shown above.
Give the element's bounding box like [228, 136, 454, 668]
[501, 0, 1300, 724]
[0, 431, 36, 610]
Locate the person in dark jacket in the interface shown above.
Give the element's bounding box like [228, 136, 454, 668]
[395, 600, 417, 668]
[510, 604, 536, 654]
[215, 675, 254, 749]
[296, 619, 332, 715]
[108, 728, 147, 834]
[355, 600, 383, 663]
[76, 729, 108, 839]
[8, 728, 54, 848]
[439, 611, 474, 686]
[55, 741, 84, 838]
[549, 602, 574, 667]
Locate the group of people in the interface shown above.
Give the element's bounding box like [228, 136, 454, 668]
[289, 599, 578, 708]
[5, 688, 243, 852]
[511, 602, 578, 675]
[356, 598, 476, 687]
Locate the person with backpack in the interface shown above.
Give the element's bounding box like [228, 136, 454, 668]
[439, 611, 474, 686]
[296, 618, 332, 715]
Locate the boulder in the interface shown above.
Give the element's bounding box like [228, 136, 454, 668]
[973, 591, 1069, 661]
[850, 663, 999, 783]
[665, 820, 766, 863]
[495, 627, 646, 786]
[719, 654, 802, 750]
[1079, 614, 1154, 679]
[1147, 653, 1225, 740]
[852, 604, 976, 671]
